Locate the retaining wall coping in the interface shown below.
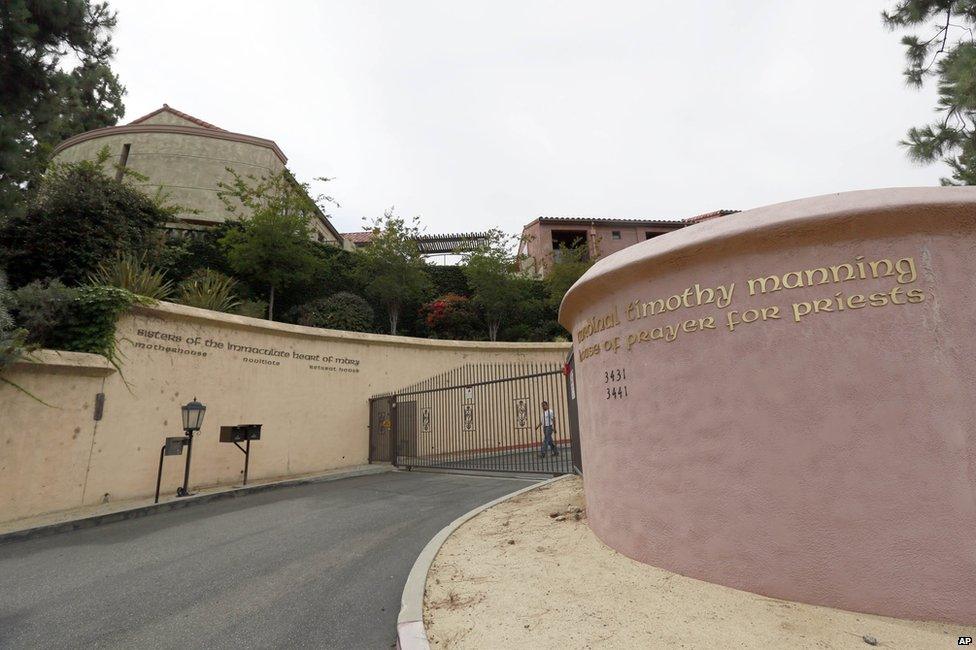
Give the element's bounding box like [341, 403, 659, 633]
[11, 349, 117, 376]
[560, 186, 976, 324]
[132, 301, 573, 352]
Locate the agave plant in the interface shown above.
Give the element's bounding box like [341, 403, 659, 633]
[176, 269, 240, 313]
[89, 253, 173, 299]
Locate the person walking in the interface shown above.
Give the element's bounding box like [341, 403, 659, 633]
[536, 400, 559, 458]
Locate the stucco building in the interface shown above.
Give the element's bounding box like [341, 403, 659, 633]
[51, 104, 346, 246]
[518, 211, 738, 276]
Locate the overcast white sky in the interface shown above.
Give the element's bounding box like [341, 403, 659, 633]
[110, 0, 947, 235]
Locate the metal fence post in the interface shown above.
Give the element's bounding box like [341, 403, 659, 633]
[391, 395, 399, 468]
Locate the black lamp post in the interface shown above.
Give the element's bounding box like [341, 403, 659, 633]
[176, 397, 206, 497]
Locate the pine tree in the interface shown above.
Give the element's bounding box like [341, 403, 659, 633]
[884, 1, 976, 184]
[0, 1, 125, 215]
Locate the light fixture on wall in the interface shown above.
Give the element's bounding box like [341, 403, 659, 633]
[176, 397, 206, 497]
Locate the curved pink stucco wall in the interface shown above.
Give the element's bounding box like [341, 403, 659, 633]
[559, 188, 976, 624]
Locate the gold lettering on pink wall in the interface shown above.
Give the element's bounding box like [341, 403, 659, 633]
[576, 254, 927, 364]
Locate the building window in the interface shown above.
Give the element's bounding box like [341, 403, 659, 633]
[551, 229, 588, 250]
[645, 231, 659, 240]
[115, 143, 131, 181]
[611, 230, 621, 240]
[550, 229, 589, 262]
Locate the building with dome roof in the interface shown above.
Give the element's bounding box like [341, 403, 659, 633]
[50, 104, 347, 247]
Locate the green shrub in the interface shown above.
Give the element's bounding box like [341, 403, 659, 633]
[2, 279, 140, 392]
[0, 270, 14, 334]
[274, 243, 361, 320]
[288, 292, 374, 332]
[0, 157, 174, 288]
[0, 326, 30, 382]
[90, 253, 174, 299]
[427, 265, 469, 297]
[0, 270, 29, 352]
[11, 279, 79, 345]
[157, 222, 242, 283]
[0, 270, 34, 394]
[48, 285, 147, 362]
[176, 269, 240, 312]
[7, 280, 145, 364]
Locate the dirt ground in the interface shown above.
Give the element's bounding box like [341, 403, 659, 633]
[424, 476, 974, 649]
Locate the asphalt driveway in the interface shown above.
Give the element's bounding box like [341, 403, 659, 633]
[0, 471, 539, 649]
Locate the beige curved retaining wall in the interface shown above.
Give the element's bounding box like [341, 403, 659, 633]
[559, 187, 976, 625]
[0, 302, 568, 524]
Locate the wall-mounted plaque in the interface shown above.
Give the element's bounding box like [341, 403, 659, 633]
[514, 397, 529, 429]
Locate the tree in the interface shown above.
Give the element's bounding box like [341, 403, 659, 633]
[427, 265, 470, 297]
[355, 209, 431, 335]
[217, 169, 333, 320]
[884, 2, 976, 184]
[221, 211, 318, 320]
[0, 154, 173, 287]
[0, 1, 125, 215]
[498, 277, 560, 342]
[544, 240, 594, 312]
[462, 229, 522, 341]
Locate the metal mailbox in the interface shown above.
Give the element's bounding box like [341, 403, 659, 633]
[164, 436, 187, 455]
[219, 424, 262, 486]
[219, 424, 262, 443]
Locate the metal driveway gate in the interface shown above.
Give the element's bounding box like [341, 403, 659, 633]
[369, 362, 579, 474]
[368, 395, 395, 463]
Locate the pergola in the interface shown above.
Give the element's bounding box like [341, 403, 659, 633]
[413, 232, 491, 255]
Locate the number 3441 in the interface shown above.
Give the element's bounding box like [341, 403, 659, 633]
[606, 385, 628, 400]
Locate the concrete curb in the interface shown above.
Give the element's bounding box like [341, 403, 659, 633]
[0, 465, 393, 545]
[396, 473, 573, 650]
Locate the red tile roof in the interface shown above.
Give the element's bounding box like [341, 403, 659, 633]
[536, 216, 683, 227]
[533, 211, 739, 228]
[128, 104, 227, 131]
[682, 209, 739, 224]
[341, 231, 374, 244]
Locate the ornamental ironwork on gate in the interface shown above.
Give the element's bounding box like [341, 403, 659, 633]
[369, 360, 580, 475]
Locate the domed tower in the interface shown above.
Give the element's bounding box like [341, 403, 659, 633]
[50, 104, 345, 245]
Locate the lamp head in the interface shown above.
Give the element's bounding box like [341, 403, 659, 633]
[181, 397, 206, 433]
